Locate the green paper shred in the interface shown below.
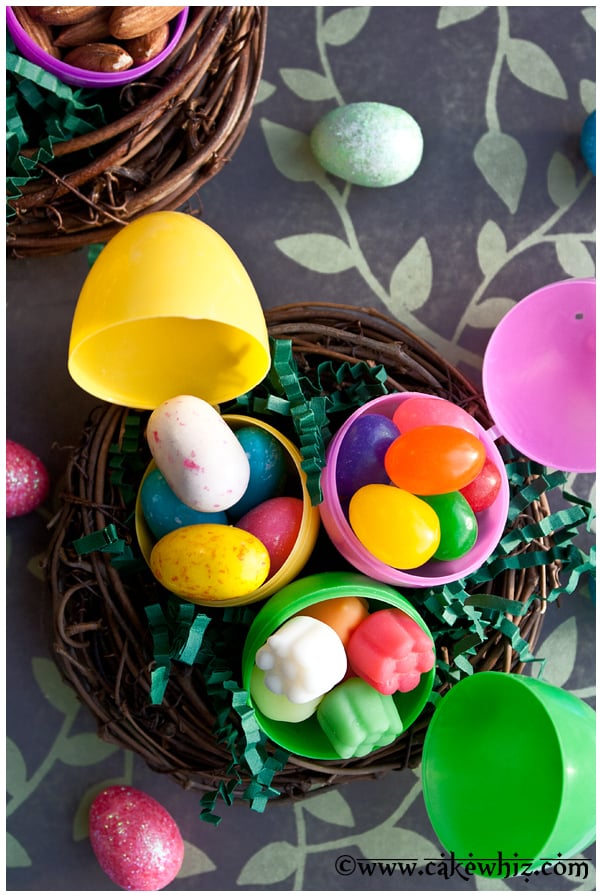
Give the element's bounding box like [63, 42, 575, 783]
[6, 38, 106, 218]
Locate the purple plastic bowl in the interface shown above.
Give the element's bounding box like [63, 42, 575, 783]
[319, 393, 510, 588]
[6, 7, 189, 88]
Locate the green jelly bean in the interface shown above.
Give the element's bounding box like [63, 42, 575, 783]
[316, 677, 403, 759]
[422, 491, 478, 561]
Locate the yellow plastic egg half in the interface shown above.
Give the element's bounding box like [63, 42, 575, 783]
[150, 523, 270, 603]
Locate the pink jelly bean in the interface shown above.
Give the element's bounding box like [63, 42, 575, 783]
[392, 395, 480, 437]
[347, 608, 435, 695]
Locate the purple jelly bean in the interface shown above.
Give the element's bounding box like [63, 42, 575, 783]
[336, 413, 399, 497]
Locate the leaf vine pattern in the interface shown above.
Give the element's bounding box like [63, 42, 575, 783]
[260, 6, 595, 372]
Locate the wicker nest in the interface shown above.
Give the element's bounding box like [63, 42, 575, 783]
[46, 303, 558, 803]
[7, 7, 267, 258]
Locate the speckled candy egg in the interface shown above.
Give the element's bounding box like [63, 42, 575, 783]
[150, 523, 270, 601]
[227, 426, 287, 520]
[6, 439, 50, 518]
[236, 495, 304, 577]
[89, 785, 184, 891]
[147, 395, 250, 513]
[140, 467, 228, 541]
[310, 101, 423, 187]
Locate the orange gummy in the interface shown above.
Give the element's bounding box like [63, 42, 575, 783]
[297, 596, 369, 647]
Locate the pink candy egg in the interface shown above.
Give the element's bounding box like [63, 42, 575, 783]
[392, 396, 480, 436]
[89, 785, 184, 891]
[6, 439, 50, 518]
[236, 496, 303, 578]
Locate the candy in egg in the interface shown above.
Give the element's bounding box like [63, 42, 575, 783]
[392, 396, 479, 437]
[421, 492, 478, 561]
[310, 101, 423, 188]
[250, 665, 322, 723]
[227, 426, 287, 519]
[316, 677, 404, 759]
[89, 785, 184, 891]
[335, 413, 399, 497]
[296, 596, 369, 648]
[147, 395, 250, 512]
[349, 483, 440, 569]
[384, 425, 485, 495]
[140, 467, 227, 540]
[6, 439, 50, 518]
[150, 523, 269, 602]
[236, 495, 304, 578]
[460, 457, 502, 513]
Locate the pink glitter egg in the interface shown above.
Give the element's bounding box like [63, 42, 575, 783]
[89, 785, 184, 891]
[6, 439, 50, 518]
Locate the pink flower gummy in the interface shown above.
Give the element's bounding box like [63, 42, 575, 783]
[347, 608, 435, 695]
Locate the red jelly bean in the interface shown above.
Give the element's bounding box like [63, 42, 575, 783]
[384, 425, 485, 495]
[460, 457, 502, 513]
[236, 495, 303, 578]
[347, 608, 435, 695]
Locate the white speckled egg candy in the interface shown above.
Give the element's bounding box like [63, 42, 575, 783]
[147, 395, 250, 513]
[310, 101, 423, 187]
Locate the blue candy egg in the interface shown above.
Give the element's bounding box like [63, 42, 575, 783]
[227, 426, 287, 520]
[140, 468, 228, 541]
[336, 413, 400, 497]
[580, 111, 596, 175]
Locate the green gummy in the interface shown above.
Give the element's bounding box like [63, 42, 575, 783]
[316, 677, 403, 759]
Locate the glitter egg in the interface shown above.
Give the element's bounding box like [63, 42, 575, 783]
[89, 785, 184, 891]
[6, 439, 50, 518]
[310, 101, 423, 187]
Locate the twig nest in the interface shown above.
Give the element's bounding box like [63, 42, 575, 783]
[310, 101, 423, 187]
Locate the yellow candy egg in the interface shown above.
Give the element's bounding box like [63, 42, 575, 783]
[349, 484, 441, 569]
[150, 524, 270, 602]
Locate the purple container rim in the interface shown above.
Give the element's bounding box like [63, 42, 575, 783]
[6, 6, 189, 88]
[319, 392, 511, 588]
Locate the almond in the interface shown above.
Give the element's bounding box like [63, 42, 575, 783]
[28, 6, 102, 26]
[53, 9, 112, 48]
[63, 42, 134, 73]
[109, 6, 185, 40]
[122, 23, 170, 64]
[13, 6, 60, 58]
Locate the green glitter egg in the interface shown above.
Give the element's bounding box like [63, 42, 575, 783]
[310, 102, 423, 188]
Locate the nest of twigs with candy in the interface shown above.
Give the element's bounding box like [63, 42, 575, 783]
[47, 302, 588, 822]
[7, 7, 266, 258]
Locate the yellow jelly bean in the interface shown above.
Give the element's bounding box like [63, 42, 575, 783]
[349, 484, 440, 569]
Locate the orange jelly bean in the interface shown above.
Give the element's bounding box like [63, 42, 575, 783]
[297, 596, 369, 647]
[384, 425, 485, 495]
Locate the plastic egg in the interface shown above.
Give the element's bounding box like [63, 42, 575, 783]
[147, 395, 250, 512]
[335, 413, 399, 497]
[140, 467, 227, 540]
[89, 785, 184, 891]
[236, 496, 304, 578]
[392, 396, 479, 436]
[227, 426, 287, 519]
[349, 484, 441, 569]
[310, 101, 423, 187]
[384, 425, 485, 495]
[6, 439, 50, 518]
[150, 523, 269, 602]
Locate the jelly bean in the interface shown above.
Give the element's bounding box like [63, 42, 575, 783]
[236, 496, 303, 578]
[250, 665, 322, 723]
[227, 427, 287, 520]
[296, 596, 369, 647]
[347, 608, 435, 695]
[255, 616, 347, 704]
[460, 457, 502, 513]
[384, 425, 485, 495]
[349, 484, 440, 569]
[316, 677, 404, 759]
[421, 492, 478, 561]
[336, 414, 399, 497]
[140, 467, 227, 541]
[392, 395, 479, 437]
